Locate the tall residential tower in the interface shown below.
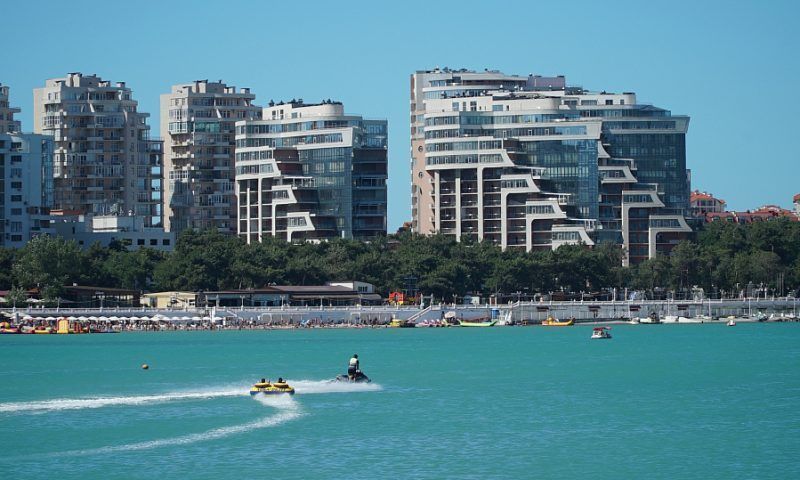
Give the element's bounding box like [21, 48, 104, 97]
[33, 73, 162, 225]
[0, 83, 22, 133]
[160, 80, 260, 234]
[410, 68, 691, 264]
[234, 100, 387, 242]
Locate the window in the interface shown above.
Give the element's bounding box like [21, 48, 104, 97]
[163, 239, 171, 246]
[137, 239, 145, 245]
[150, 239, 158, 246]
[605, 99, 614, 105]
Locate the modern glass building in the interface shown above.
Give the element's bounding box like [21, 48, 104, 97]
[411, 68, 691, 264]
[234, 100, 387, 243]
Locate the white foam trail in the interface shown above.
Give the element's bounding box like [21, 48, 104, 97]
[0, 387, 247, 414]
[65, 396, 301, 456]
[290, 379, 382, 395]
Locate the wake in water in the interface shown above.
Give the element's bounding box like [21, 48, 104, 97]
[290, 379, 382, 395]
[66, 395, 302, 456]
[0, 385, 248, 414]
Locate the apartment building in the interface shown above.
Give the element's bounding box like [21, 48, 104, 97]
[0, 83, 22, 134]
[160, 80, 260, 234]
[410, 68, 691, 264]
[0, 132, 54, 248]
[32, 73, 161, 226]
[234, 100, 387, 242]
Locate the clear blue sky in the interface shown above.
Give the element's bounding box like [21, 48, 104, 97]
[3, 0, 798, 230]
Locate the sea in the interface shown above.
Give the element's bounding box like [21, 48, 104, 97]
[1, 324, 799, 479]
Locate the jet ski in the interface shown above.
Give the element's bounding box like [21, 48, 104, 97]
[250, 379, 295, 395]
[335, 370, 371, 383]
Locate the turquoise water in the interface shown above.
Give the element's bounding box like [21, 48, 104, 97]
[1, 324, 799, 479]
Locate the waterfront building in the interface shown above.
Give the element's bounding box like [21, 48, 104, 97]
[234, 100, 387, 242]
[160, 80, 261, 234]
[50, 212, 175, 251]
[196, 281, 382, 308]
[410, 68, 691, 264]
[33, 73, 161, 225]
[0, 132, 54, 248]
[706, 205, 799, 224]
[0, 83, 22, 133]
[690, 190, 726, 217]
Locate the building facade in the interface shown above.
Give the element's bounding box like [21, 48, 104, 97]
[0, 83, 22, 134]
[32, 73, 161, 225]
[160, 80, 260, 234]
[410, 68, 691, 264]
[50, 213, 175, 251]
[0, 133, 54, 248]
[234, 101, 387, 243]
[690, 190, 726, 217]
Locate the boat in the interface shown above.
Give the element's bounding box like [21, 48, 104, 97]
[250, 379, 295, 395]
[0, 322, 20, 334]
[334, 370, 371, 383]
[590, 327, 612, 339]
[639, 312, 661, 324]
[458, 318, 497, 327]
[541, 316, 574, 326]
[727, 319, 736, 327]
[388, 318, 414, 328]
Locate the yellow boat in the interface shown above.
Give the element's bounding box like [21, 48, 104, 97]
[541, 316, 574, 326]
[250, 380, 295, 395]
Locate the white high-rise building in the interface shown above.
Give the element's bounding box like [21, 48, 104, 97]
[234, 100, 387, 243]
[33, 73, 162, 225]
[410, 68, 691, 264]
[0, 83, 21, 134]
[160, 80, 260, 234]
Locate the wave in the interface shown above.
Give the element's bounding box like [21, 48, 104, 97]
[290, 379, 382, 395]
[67, 396, 301, 455]
[1, 378, 382, 415]
[0, 386, 247, 414]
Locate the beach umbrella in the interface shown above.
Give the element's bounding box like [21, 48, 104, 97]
[180, 315, 191, 321]
[78, 316, 89, 321]
[23, 315, 34, 321]
[98, 316, 109, 322]
[45, 316, 56, 321]
[191, 316, 202, 321]
[67, 316, 78, 321]
[87, 316, 98, 321]
[108, 316, 120, 322]
[129, 316, 141, 321]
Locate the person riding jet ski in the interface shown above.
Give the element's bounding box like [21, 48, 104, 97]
[348, 354, 360, 380]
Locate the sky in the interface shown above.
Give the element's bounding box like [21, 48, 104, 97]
[2, 0, 798, 230]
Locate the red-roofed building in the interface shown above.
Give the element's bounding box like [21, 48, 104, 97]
[707, 205, 798, 224]
[690, 190, 726, 218]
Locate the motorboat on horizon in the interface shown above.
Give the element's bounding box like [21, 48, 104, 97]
[541, 316, 574, 326]
[591, 327, 612, 339]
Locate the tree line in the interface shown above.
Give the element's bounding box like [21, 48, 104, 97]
[1, 218, 798, 304]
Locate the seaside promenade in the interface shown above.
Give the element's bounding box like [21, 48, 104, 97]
[3, 297, 798, 328]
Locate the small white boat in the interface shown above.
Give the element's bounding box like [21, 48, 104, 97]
[591, 327, 612, 339]
[727, 319, 736, 327]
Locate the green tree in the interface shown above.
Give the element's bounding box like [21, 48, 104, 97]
[12, 236, 84, 293]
